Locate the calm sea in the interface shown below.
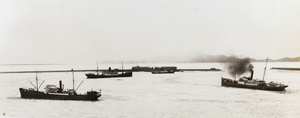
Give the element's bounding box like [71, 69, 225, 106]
[0, 62, 299, 118]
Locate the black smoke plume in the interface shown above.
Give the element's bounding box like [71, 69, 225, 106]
[227, 57, 254, 78]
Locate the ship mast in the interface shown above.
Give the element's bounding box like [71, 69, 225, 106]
[31, 72, 44, 91]
[122, 61, 124, 74]
[96, 61, 99, 75]
[36, 72, 38, 91]
[72, 69, 75, 90]
[262, 58, 268, 81]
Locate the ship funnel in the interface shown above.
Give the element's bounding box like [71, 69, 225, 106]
[58, 80, 63, 93]
[249, 69, 254, 80]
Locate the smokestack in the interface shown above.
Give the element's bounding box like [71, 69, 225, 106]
[249, 69, 254, 80]
[59, 80, 62, 93]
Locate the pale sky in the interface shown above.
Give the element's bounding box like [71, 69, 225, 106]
[0, 0, 300, 64]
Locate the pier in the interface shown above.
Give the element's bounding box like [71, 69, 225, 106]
[177, 68, 221, 72]
[271, 67, 300, 71]
[0, 69, 131, 74]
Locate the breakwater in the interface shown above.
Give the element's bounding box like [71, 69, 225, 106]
[271, 67, 300, 71]
[0, 68, 221, 74]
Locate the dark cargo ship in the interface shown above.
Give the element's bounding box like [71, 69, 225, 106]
[221, 59, 288, 91]
[86, 62, 132, 79]
[151, 70, 175, 74]
[86, 70, 133, 78]
[86, 67, 132, 78]
[151, 66, 176, 74]
[20, 70, 101, 101]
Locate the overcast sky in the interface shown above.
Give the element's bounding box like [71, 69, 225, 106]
[0, 0, 300, 64]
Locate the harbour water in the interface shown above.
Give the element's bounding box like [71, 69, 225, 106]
[0, 62, 299, 118]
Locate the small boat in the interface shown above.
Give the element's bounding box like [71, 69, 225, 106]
[19, 69, 101, 101]
[86, 62, 132, 79]
[221, 59, 288, 91]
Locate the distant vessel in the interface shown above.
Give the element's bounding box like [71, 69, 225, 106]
[221, 59, 288, 91]
[151, 66, 176, 74]
[86, 62, 132, 79]
[85, 68, 133, 78]
[152, 70, 175, 74]
[19, 70, 101, 101]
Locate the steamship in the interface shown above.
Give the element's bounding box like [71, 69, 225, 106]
[151, 66, 176, 74]
[20, 70, 101, 101]
[86, 67, 132, 78]
[221, 59, 288, 91]
[86, 62, 132, 79]
[151, 70, 175, 74]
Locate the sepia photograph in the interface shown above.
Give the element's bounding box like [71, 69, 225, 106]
[0, 0, 299, 117]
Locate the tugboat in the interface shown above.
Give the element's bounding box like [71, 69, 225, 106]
[86, 62, 132, 79]
[19, 69, 101, 101]
[221, 59, 288, 91]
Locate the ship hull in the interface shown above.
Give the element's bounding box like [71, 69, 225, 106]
[221, 78, 287, 91]
[86, 72, 132, 79]
[151, 71, 174, 74]
[19, 88, 101, 101]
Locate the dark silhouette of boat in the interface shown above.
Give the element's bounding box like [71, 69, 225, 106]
[151, 66, 176, 74]
[221, 59, 288, 91]
[221, 78, 288, 91]
[151, 70, 175, 74]
[86, 62, 132, 79]
[86, 69, 133, 78]
[19, 69, 101, 101]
